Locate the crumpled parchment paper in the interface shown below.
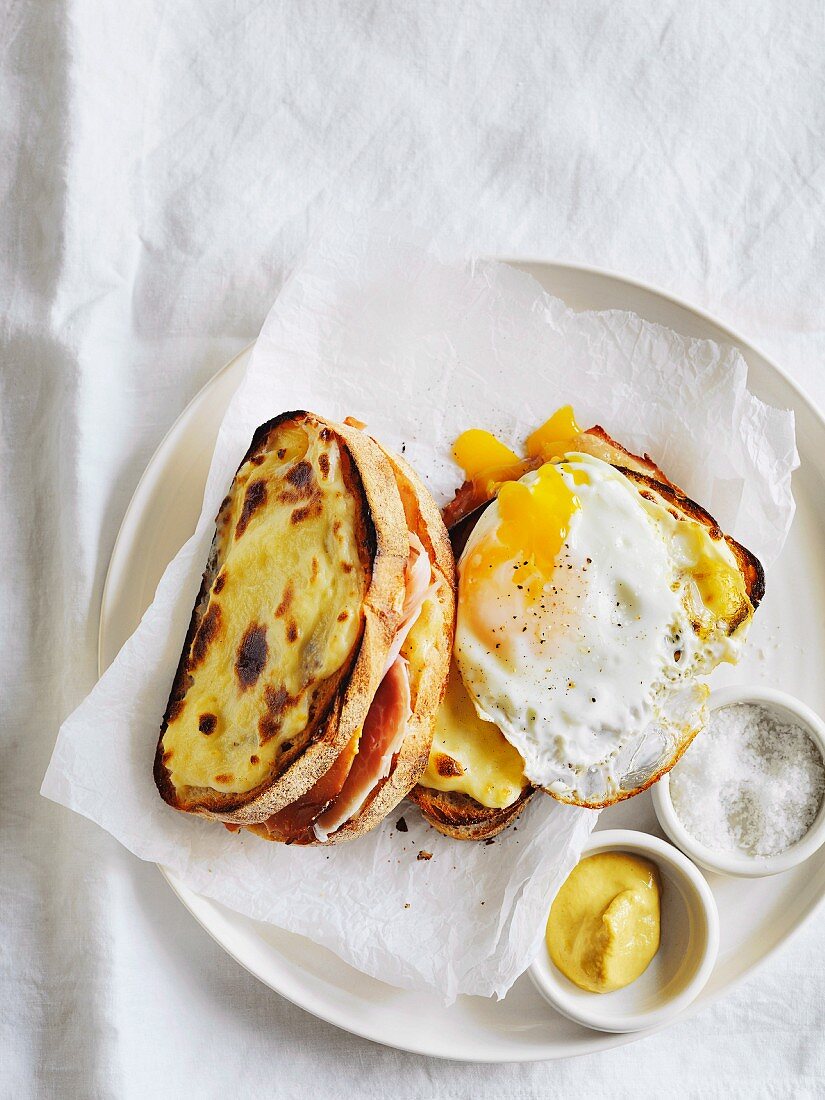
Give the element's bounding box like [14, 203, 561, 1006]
[41, 224, 798, 1002]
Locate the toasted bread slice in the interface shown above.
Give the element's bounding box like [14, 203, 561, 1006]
[322, 449, 455, 843]
[411, 498, 533, 841]
[245, 446, 456, 844]
[413, 422, 764, 832]
[409, 784, 534, 840]
[154, 411, 410, 825]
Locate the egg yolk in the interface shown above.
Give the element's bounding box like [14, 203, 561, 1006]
[452, 430, 524, 497]
[498, 464, 580, 589]
[454, 408, 583, 608]
[525, 405, 581, 460]
[461, 462, 580, 608]
[451, 407, 582, 521]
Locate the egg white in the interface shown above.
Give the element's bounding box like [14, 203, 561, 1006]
[454, 453, 745, 804]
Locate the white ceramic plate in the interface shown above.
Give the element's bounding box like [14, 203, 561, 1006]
[99, 262, 825, 1062]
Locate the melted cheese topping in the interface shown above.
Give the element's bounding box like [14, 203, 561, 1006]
[162, 425, 365, 794]
[421, 661, 525, 808]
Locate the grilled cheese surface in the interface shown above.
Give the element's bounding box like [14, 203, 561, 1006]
[161, 424, 365, 795]
[420, 661, 525, 809]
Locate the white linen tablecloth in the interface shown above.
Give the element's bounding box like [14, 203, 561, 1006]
[3, 2, 824, 1096]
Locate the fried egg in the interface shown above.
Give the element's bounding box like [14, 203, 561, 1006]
[454, 452, 752, 806]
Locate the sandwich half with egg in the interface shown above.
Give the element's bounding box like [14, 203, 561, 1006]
[411, 409, 763, 835]
[154, 411, 455, 844]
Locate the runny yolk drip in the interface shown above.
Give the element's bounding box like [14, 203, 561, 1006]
[497, 464, 580, 598]
[525, 405, 581, 460]
[461, 463, 580, 605]
[451, 407, 582, 507]
[452, 408, 583, 601]
[498, 464, 579, 576]
[452, 430, 525, 497]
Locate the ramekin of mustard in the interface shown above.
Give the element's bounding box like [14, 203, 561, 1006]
[547, 850, 662, 994]
[529, 829, 719, 1034]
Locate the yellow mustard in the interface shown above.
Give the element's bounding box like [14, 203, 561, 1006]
[546, 851, 662, 994]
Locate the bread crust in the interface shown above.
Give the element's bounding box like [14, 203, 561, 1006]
[408, 785, 534, 840]
[322, 448, 456, 843]
[154, 411, 409, 824]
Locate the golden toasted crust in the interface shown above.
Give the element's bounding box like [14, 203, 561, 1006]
[409, 785, 534, 840]
[571, 424, 676, 488]
[154, 411, 409, 824]
[382, 448, 456, 590]
[322, 449, 456, 843]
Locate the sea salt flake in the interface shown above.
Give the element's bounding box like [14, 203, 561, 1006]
[670, 703, 825, 857]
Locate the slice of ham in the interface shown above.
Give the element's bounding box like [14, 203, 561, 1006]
[312, 656, 412, 842]
[255, 731, 361, 843]
[383, 531, 435, 675]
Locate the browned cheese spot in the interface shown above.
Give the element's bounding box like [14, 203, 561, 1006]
[287, 459, 314, 492]
[286, 621, 298, 643]
[318, 427, 332, 441]
[277, 448, 287, 460]
[198, 713, 217, 735]
[235, 479, 268, 538]
[341, 562, 353, 574]
[250, 454, 265, 466]
[258, 685, 299, 745]
[310, 557, 319, 582]
[337, 610, 349, 622]
[189, 603, 223, 670]
[318, 452, 330, 479]
[278, 460, 318, 504]
[434, 753, 464, 778]
[235, 623, 269, 690]
[213, 571, 227, 594]
[275, 580, 294, 618]
[250, 754, 259, 765]
[332, 519, 342, 535]
[214, 774, 233, 785]
[290, 500, 323, 525]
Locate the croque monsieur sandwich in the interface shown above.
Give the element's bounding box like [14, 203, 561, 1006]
[410, 408, 764, 838]
[154, 411, 454, 844]
[155, 405, 764, 847]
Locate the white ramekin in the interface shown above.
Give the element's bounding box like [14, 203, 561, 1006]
[529, 829, 719, 1033]
[652, 685, 825, 878]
